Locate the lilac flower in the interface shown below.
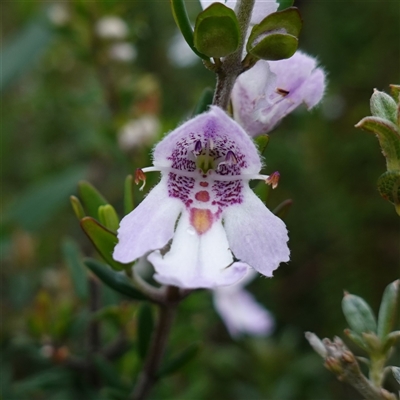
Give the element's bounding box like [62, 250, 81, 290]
[113, 107, 289, 289]
[213, 268, 275, 338]
[199, 0, 279, 25]
[231, 51, 326, 136]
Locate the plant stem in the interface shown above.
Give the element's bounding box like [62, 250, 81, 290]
[213, 0, 255, 109]
[130, 287, 179, 400]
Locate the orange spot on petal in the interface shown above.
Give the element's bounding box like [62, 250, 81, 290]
[190, 208, 213, 235]
[195, 191, 210, 202]
[200, 182, 209, 187]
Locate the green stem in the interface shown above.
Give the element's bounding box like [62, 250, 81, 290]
[130, 287, 179, 400]
[213, 0, 255, 109]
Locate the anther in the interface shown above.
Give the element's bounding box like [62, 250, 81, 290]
[194, 140, 202, 153]
[225, 150, 238, 165]
[266, 171, 280, 189]
[135, 168, 147, 191]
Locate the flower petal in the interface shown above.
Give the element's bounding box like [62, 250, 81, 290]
[213, 284, 275, 337]
[113, 178, 182, 263]
[223, 186, 290, 276]
[251, 1, 279, 25]
[149, 209, 248, 289]
[153, 105, 261, 175]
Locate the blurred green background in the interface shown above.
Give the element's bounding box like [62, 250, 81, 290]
[1, 0, 399, 399]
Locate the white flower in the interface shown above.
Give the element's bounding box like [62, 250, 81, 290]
[118, 116, 160, 150]
[113, 107, 289, 289]
[96, 16, 128, 39]
[109, 42, 137, 62]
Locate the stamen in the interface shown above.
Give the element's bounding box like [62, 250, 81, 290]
[194, 140, 202, 153]
[225, 150, 238, 165]
[266, 171, 280, 189]
[208, 138, 215, 151]
[135, 168, 147, 191]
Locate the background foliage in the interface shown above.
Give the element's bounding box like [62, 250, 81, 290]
[1, 0, 399, 399]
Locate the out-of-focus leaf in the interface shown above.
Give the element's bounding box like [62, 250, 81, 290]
[194, 3, 240, 58]
[355, 116, 400, 171]
[84, 258, 146, 300]
[62, 238, 88, 301]
[124, 175, 135, 215]
[70, 195, 86, 220]
[193, 87, 214, 116]
[100, 387, 130, 400]
[80, 217, 127, 271]
[137, 302, 154, 360]
[273, 199, 293, 219]
[342, 292, 377, 334]
[1, 15, 54, 92]
[255, 134, 270, 155]
[3, 166, 86, 231]
[377, 280, 400, 340]
[93, 355, 127, 389]
[98, 205, 120, 232]
[158, 342, 200, 377]
[78, 181, 108, 219]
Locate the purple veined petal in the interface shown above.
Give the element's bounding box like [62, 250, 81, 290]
[223, 185, 290, 276]
[149, 208, 248, 289]
[153, 106, 261, 176]
[231, 61, 277, 137]
[268, 51, 326, 109]
[113, 178, 182, 263]
[213, 284, 275, 338]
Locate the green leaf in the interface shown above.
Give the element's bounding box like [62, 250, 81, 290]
[355, 116, 400, 171]
[84, 258, 146, 300]
[272, 199, 293, 219]
[70, 195, 86, 220]
[158, 343, 200, 377]
[278, 0, 295, 10]
[124, 175, 135, 215]
[80, 217, 127, 271]
[93, 355, 127, 390]
[194, 3, 240, 58]
[3, 165, 86, 231]
[170, 0, 209, 60]
[342, 292, 377, 334]
[370, 89, 398, 125]
[392, 366, 400, 385]
[377, 171, 400, 214]
[98, 205, 120, 233]
[137, 302, 154, 361]
[249, 33, 298, 61]
[382, 330, 400, 353]
[78, 181, 108, 219]
[390, 84, 400, 103]
[193, 87, 214, 116]
[377, 280, 400, 340]
[343, 329, 369, 352]
[255, 134, 270, 155]
[247, 7, 302, 60]
[62, 238, 89, 301]
[1, 15, 53, 92]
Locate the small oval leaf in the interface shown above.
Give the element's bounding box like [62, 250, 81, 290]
[377, 279, 400, 340]
[249, 33, 298, 61]
[78, 181, 108, 219]
[194, 3, 240, 58]
[342, 292, 377, 334]
[80, 217, 127, 271]
[158, 343, 200, 377]
[98, 204, 120, 233]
